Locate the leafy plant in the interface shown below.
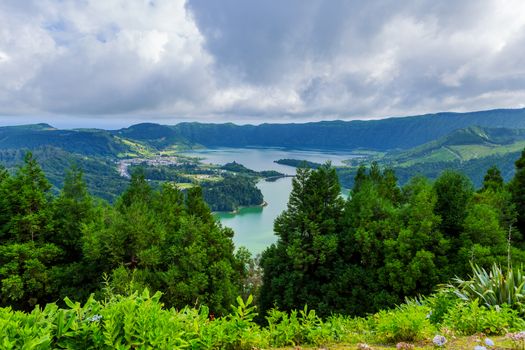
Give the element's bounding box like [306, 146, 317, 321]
[374, 303, 435, 343]
[449, 263, 525, 313]
[443, 300, 525, 335]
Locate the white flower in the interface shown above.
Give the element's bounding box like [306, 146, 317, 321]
[474, 346, 487, 350]
[484, 338, 494, 347]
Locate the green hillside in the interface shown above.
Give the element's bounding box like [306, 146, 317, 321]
[0, 146, 128, 201]
[381, 126, 525, 166]
[0, 124, 134, 157]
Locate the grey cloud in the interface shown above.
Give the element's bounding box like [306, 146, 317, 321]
[0, 0, 525, 124]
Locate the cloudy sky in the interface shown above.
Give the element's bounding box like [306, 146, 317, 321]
[1, 0, 525, 128]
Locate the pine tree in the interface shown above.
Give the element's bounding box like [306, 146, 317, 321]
[482, 165, 504, 192]
[52, 165, 94, 262]
[260, 164, 344, 316]
[433, 170, 473, 238]
[2, 152, 53, 242]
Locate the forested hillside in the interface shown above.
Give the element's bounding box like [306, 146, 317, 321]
[166, 108, 525, 150]
[5, 108, 525, 155]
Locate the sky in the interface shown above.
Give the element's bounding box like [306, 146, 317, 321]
[1, 0, 525, 128]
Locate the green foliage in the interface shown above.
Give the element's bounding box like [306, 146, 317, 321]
[408, 288, 460, 325]
[433, 170, 473, 238]
[0, 242, 62, 309]
[443, 300, 525, 335]
[82, 172, 242, 315]
[511, 148, 525, 238]
[0, 304, 55, 349]
[266, 306, 332, 347]
[260, 164, 344, 316]
[201, 175, 263, 212]
[449, 263, 525, 313]
[373, 303, 435, 343]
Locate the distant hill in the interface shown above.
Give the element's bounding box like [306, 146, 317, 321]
[332, 126, 525, 188]
[112, 122, 192, 149]
[0, 124, 131, 156]
[382, 126, 525, 166]
[4, 108, 525, 154]
[3, 108, 525, 197]
[0, 146, 128, 201]
[106, 107, 525, 151]
[163, 108, 525, 151]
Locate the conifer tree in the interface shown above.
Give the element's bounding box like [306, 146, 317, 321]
[511, 149, 525, 236]
[52, 165, 93, 262]
[2, 152, 53, 242]
[0, 153, 59, 310]
[260, 164, 344, 316]
[433, 170, 473, 238]
[482, 165, 504, 192]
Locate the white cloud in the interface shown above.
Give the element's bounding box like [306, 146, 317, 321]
[1, 0, 525, 125]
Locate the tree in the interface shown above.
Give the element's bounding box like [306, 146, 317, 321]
[482, 165, 504, 192]
[383, 177, 449, 296]
[51, 166, 94, 262]
[81, 177, 242, 315]
[0, 152, 53, 243]
[260, 164, 344, 316]
[433, 170, 473, 238]
[510, 149, 525, 237]
[0, 242, 61, 309]
[0, 154, 63, 310]
[119, 169, 153, 209]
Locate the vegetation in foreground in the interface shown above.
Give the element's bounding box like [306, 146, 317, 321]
[4, 146, 525, 348]
[3, 266, 525, 349]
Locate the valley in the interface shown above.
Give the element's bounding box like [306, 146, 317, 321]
[3, 109, 525, 254]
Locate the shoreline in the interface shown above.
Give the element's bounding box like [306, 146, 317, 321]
[214, 200, 268, 215]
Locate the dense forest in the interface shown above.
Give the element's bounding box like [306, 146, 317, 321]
[3, 150, 525, 348]
[2, 149, 525, 316]
[0, 153, 249, 314]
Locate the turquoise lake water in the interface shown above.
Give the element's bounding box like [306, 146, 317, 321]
[181, 148, 354, 254]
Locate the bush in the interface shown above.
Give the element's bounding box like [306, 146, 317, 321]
[265, 305, 332, 347]
[449, 263, 525, 314]
[374, 303, 435, 343]
[443, 300, 525, 335]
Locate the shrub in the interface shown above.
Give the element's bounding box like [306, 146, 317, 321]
[374, 303, 435, 343]
[443, 300, 525, 335]
[0, 305, 55, 349]
[449, 263, 525, 313]
[266, 305, 332, 347]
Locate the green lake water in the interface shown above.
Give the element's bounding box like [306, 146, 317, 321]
[181, 148, 354, 254]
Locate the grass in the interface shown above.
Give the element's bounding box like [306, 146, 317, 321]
[373, 140, 525, 169]
[173, 182, 195, 190]
[116, 137, 156, 158]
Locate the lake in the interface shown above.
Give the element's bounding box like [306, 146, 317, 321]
[181, 148, 354, 254]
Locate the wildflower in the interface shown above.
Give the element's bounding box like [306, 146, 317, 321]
[433, 335, 447, 347]
[507, 331, 525, 341]
[474, 346, 486, 350]
[484, 338, 494, 347]
[426, 310, 433, 319]
[88, 314, 102, 322]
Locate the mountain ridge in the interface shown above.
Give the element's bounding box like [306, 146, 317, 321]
[3, 107, 525, 155]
